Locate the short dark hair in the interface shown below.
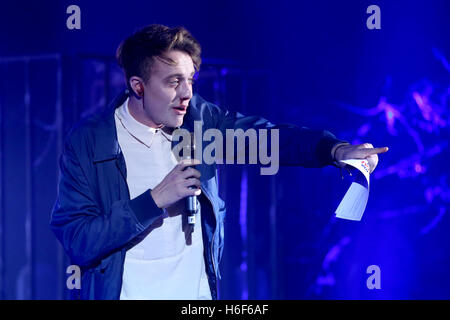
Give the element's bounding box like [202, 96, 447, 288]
[116, 24, 202, 90]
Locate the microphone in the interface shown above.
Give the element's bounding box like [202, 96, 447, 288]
[185, 132, 198, 226]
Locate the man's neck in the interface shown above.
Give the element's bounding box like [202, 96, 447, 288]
[127, 97, 175, 135]
[127, 96, 161, 129]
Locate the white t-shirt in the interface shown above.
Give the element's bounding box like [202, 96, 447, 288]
[115, 99, 211, 300]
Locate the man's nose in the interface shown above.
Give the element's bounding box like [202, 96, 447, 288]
[179, 79, 193, 101]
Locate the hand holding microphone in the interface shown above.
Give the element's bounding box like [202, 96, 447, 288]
[150, 159, 201, 211]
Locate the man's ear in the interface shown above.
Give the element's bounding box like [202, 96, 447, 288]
[129, 77, 145, 97]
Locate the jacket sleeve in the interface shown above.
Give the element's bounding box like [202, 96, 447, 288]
[50, 136, 164, 268]
[213, 106, 346, 168]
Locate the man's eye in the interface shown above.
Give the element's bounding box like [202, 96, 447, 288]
[168, 78, 194, 86]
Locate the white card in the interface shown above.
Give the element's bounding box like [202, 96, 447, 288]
[335, 159, 371, 221]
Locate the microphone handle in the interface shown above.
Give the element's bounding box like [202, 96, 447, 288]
[186, 193, 197, 225]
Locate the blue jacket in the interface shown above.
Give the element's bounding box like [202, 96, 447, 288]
[50, 90, 344, 299]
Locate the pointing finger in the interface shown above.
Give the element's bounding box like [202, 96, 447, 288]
[361, 147, 389, 157]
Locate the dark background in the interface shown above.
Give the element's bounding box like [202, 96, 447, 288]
[0, 0, 449, 299]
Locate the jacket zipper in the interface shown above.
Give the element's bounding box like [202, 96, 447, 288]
[200, 186, 218, 279]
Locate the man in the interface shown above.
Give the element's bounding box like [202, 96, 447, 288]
[50, 24, 388, 300]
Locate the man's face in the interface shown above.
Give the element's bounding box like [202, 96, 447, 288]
[141, 50, 195, 129]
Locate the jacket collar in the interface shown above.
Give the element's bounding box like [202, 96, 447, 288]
[92, 90, 129, 163]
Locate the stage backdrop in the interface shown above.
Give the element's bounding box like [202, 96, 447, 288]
[0, 0, 449, 299]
